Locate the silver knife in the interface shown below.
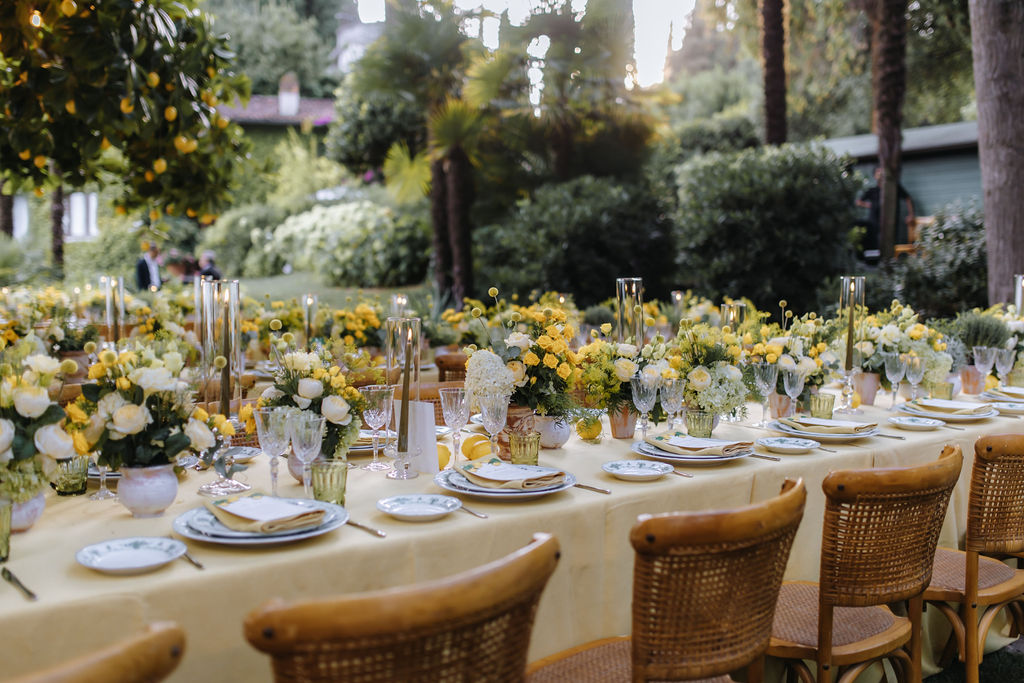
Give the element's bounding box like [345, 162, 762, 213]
[876, 433, 906, 440]
[459, 505, 488, 519]
[574, 482, 611, 494]
[181, 551, 204, 570]
[750, 453, 782, 462]
[346, 519, 387, 538]
[2, 567, 37, 601]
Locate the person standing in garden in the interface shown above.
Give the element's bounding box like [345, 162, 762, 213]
[199, 251, 222, 280]
[135, 243, 162, 291]
[856, 166, 916, 263]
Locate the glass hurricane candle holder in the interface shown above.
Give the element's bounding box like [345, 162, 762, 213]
[615, 277, 644, 344]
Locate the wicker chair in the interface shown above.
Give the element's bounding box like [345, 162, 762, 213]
[527, 478, 807, 683]
[396, 381, 465, 425]
[768, 444, 963, 683]
[9, 621, 185, 683]
[923, 435, 1024, 683]
[244, 533, 560, 682]
[436, 352, 468, 383]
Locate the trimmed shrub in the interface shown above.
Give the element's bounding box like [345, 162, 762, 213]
[198, 204, 289, 278]
[674, 144, 859, 314]
[474, 176, 675, 306]
[325, 82, 426, 177]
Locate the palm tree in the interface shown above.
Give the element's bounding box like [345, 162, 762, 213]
[761, 0, 787, 144]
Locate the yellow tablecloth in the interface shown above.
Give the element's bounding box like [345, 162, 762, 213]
[0, 395, 1018, 681]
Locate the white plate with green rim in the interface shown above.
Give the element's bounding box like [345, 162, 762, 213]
[897, 404, 997, 422]
[376, 494, 462, 522]
[76, 537, 186, 575]
[990, 402, 1024, 415]
[888, 416, 944, 431]
[756, 437, 820, 455]
[601, 460, 673, 481]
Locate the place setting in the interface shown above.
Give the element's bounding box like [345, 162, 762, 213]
[434, 457, 579, 501]
[632, 432, 757, 465]
[897, 397, 1000, 422]
[768, 415, 883, 443]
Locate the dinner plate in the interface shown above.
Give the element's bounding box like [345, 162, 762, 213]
[897, 404, 997, 422]
[602, 460, 673, 481]
[631, 442, 750, 464]
[470, 413, 483, 426]
[376, 494, 462, 521]
[76, 537, 186, 575]
[222, 446, 261, 464]
[349, 429, 397, 454]
[989, 401, 1024, 415]
[172, 500, 348, 546]
[435, 425, 452, 437]
[888, 416, 945, 431]
[756, 437, 820, 454]
[768, 420, 880, 443]
[433, 469, 576, 500]
[87, 463, 121, 480]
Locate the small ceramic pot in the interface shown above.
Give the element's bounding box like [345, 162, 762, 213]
[961, 366, 986, 395]
[118, 465, 178, 518]
[769, 393, 795, 419]
[534, 415, 572, 449]
[853, 372, 881, 406]
[608, 406, 637, 439]
[11, 491, 46, 532]
[59, 351, 90, 383]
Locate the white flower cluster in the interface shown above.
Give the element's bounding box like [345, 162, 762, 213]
[282, 351, 322, 374]
[612, 343, 639, 382]
[684, 361, 747, 415]
[464, 349, 515, 402]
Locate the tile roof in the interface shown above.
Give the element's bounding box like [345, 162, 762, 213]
[219, 95, 335, 127]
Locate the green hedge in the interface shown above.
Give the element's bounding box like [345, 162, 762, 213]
[198, 204, 290, 278]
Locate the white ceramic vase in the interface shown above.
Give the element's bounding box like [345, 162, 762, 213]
[118, 465, 178, 518]
[534, 415, 572, 449]
[287, 450, 304, 482]
[11, 491, 46, 532]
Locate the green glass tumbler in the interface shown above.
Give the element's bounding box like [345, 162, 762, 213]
[53, 455, 90, 496]
[808, 393, 836, 420]
[0, 499, 10, 562]
[311, 459, 347, 506]
[685, 410, 715, 439]
[509, 432, 541, 466]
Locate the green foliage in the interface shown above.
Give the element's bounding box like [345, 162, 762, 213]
[475, 176, 675, 307]
[197, 204, 290, 277]
[892, 203, 987, 318]
[63, 216, 145, 285]
[674, 144, 859, 314]
[0, 235, 51, 286]
[266, 130, 347, 211]
[660, 62, 762, 124]
[950, 311, 1011, 355]
[583, 304, 615, 326]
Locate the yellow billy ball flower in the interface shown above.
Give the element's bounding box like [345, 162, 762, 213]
[213, 355, 227, 370]
[59, 359, 79, 375]
[269, 319, 283, 331]
[471, 308, 482, 318]
[281, 332, 295, 345]
[99, 349, 117, 365]
[487, 287, 498, 297]
[83, 341, 97, 355]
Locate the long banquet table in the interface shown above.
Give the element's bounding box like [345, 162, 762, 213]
[0, 394, 1020, 681]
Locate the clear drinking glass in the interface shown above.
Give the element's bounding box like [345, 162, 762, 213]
[974, 346, 997, 378]
[89, 461, 117, 501]
[996, 348, 1017, 385]
[905, 356, 925, 400]
[782, 368, 805, 415]
[477, 392, 510, 458]
[752, 362, 779, 427]
[360, 385, 395, 472]
[255, 407, 291, 497]
[439, 387, 469, 469]
[659, 377, 686, 431]
[883, 352, 908, 410]
[630, 372, 659, 441]
[288, 412, 325, 497]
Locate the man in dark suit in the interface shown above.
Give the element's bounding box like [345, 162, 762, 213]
[135, 243, 162, 291]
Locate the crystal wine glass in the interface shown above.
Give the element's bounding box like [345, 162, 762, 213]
[974, 346, 997, 380]
[89, 461, 116, 501]
[360, 385, 395, 472]
[439, 387, 469, 469]
[255, 407, 291, 497]
[995, 348, 1016, 386]
[883, 352, 908, 410]
[752, 362, 779, 427]
[477, 392, 510, 458]
[659, 377, 686, 432]
[288, 412, 325, 497]
[905, 355, 925, 401]
[782, 368, 805, 417]
[630, 372, 659, 441]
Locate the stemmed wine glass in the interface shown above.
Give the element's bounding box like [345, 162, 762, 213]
[883, 352, 907, 410]
[905, 355, 925, 401]
[439, 387, 469, 469]
[90, 461, 116, 501]
[630, 372, 659, 441]
[659, 377, 686, 432]
[288, 412, 325, 497]
[255, 407, 291, 497]
[477, 392, 510, 458]
[974, 346, 997, 381]
[782, 368, 805, 417]
[752, 362, 779, 427]
[360, 385, 395, 472]
[995, 348, 1016, 386]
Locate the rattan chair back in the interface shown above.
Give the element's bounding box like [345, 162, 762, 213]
[819, 444, 963, 607]
[9, 622, 185, 683]
[436, 352, 468, 382]
[966, 434, 1024, 555]
[396, 380, 465, 425]
[245, 533, 560, 682]
[628, 478, 806, 681]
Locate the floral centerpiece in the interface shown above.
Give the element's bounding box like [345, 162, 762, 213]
[239, 350, 366, 459]
[325, 302, 384, 349]
[576, 323, 639, 414]
[851, 301, 952, 391]
[675, 323, 747, 416]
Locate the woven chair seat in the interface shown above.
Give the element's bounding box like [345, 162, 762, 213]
[769, 582, 910, 666]
[924, 548, 1024, 604]
[527, 637, 734, 683]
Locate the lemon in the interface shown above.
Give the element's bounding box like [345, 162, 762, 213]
[461, 434, 492, 460]
[216, 117, 229, 129]
[60, 0, 76, 16]
[100, 137, 111, 150]
[186, 208, 197, 218]
[576, 417, 601, 440]
[437, 444, 451, 470]
[33, 155, 46, 168]
[64, 99, 76, 114]
[985, 374, 999, 391]
[33, 187, 44, 197]
[148, 209, 159, 221]
[173, 135, 189, 153]
[18, 149, 30, 160]
[153, 158, 167, 174]
[120, 97, 134, 114]
[851, 391, 862, 409]
[146, 72, 160, 88]
[144, 170, 155, 182]
[164, 105, 177, 122]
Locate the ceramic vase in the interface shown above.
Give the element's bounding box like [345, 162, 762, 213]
[608, 406, 637, 439]
[769, 393, 794, 419]
[118, 465, 178, 518]
[961, 366, 986, 395]
[853, 372, 881, 406]
[497, 405, 535, 461]
[11, 491, 46, 532]
[534, 415, 572, 449]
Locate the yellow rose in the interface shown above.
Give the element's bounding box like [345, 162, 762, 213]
[766, 353, 778, 364]
[72, 430, 90, 455]
[536, 335, 554, 350]
[543, 353, 559, 369]
[193, 407, 210, 422]
[65, 402, 89, 425]
[237, 404, 253, 423]
[556, 362, 572, 380]
[523, 351, 540, 367]
[600, 323, 612, 335]
[116, 377, 131, 391]
[742, 333, 753, 345]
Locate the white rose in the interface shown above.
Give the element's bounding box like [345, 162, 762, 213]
[797, 357, 818, 376]
[777, 354, 797, 370]
[506, 361, 527, 387]
[83, 412, 106, 445]
[724, 364, 743, 382]
[130, 367, 177, 396]
[616, 343, 638, 358]
[878, 324, 902, 346]
[97, 392, 128, 419]
[820, 350, 839, 366]
[0, 419, 14, 453]
[866, 325, 881, 341]
[292, 395, 312, 410]
[162, 351, 184, 376]
[687, 366, 712, 391]
[854, 340, 875, 358]
[110, 404, 153, 436]
[261, 386, 285, 401]
[297, 377, 324, 400]
[0, 379, 12, 408]
[34, 423, 75, 460]
[505, 332, 532, 352]
[321, 395, 352, 425]
[184, 418, 216, 452]
[613, 357, 638, 382]
[13, 385, 50, 419]
[0, 449, 11, 465]
[25, 354, 61, 376]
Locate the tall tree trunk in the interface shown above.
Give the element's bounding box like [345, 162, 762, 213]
[761, 0, 787, 144]
[870, 0, 908, 260]
[429, 158, 453, 299]
[445, 146, 474, 304]
[0, 186, 13, 238]
[969, 0, 1024, 304]
[51, 185, 65, 275]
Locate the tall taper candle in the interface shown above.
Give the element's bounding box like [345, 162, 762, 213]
[220, 287, 232, 417]
[844, 282, 855, 372]
[397, 329, 412, 453]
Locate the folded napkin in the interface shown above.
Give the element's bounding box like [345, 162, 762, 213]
[644, 432, 752, 457]
[459, 459, 565, 490]
[202, 493, 325, 534]
[777, 417, 877, 434]
[985, 387, 1024, 401]
[912, 398, 992, 415]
